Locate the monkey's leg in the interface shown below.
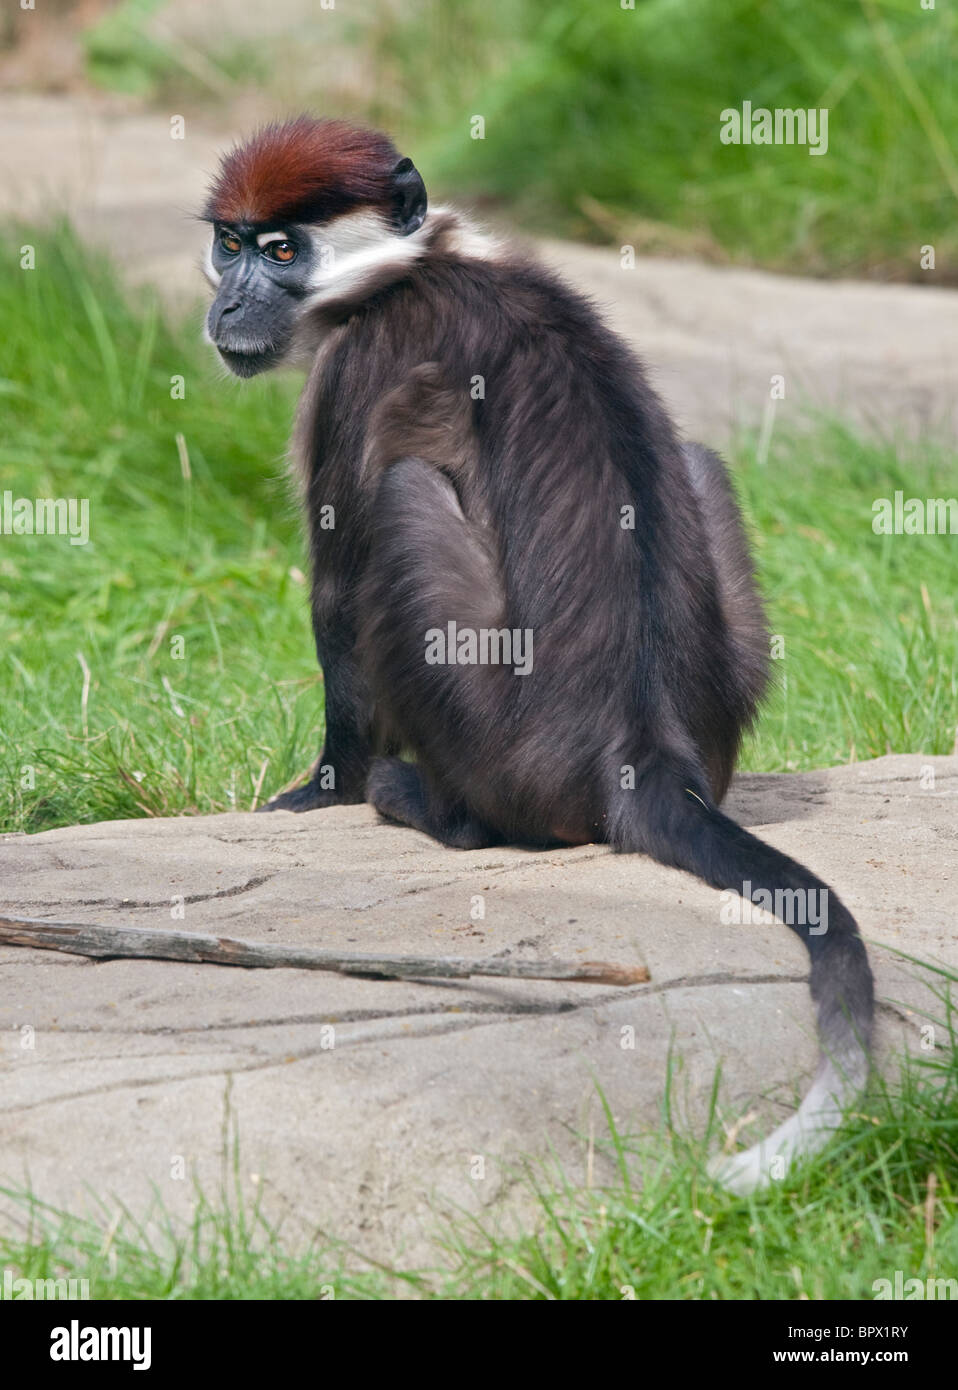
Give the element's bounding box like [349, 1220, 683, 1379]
[359, 456, 512, 846]
[366, 757, 500, 849]
[681, 440, 770, 798]
[259, 628, 373, 812]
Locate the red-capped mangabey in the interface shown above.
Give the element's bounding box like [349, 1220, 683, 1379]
[200, 116, 873, 1193]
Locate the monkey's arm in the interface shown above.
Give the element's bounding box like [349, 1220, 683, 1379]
[262, 363, 478, 815]
[259, 623, 373, 812]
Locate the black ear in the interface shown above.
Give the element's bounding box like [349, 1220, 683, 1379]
[391, 156, 427, 235]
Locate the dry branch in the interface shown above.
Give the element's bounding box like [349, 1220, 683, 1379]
[0, 915, 649, 987]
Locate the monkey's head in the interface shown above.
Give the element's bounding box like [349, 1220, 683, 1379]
[201, 117, 427, 377]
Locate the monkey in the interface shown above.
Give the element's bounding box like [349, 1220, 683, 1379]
[200, 116, 874, 1194]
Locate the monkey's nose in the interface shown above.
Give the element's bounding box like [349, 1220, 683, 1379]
[208, 297, 243, 338]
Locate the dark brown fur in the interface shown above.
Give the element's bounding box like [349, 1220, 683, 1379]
[206, 118, 874, 1186]
[290, 244, 763, 834]
[277, 222, 873, 1173]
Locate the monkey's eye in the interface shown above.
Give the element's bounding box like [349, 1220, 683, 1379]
[264, 241, 296, 264]
[218, 230, 242, 255]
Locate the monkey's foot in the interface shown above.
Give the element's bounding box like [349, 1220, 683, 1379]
[366, 757, 499, 849]
[256, 783, 359, 813]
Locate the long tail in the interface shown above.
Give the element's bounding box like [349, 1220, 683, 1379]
[612, 760, 874, 1193]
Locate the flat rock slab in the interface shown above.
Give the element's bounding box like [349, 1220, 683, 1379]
[0, 754, 955, 1265]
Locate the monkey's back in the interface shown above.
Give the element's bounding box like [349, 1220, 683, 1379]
[303, 249, 766, 829]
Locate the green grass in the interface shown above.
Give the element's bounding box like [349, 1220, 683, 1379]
[435, 962, 958, 1300]
[355, 0, 958, 280]
[736, 419, 958, 772]
[74, 1, 957, 278]
[1, 227, 955, 833]
[2, 958, 955, 1299]
[0, 1179, 379, 1301]
[0, 226, 312, 831]
[81, 0, 269, 101]
[0, 229, 951, 834]
[0, 1091, 392, 1300]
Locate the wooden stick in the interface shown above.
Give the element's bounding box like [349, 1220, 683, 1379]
[0, 915, 649, 987]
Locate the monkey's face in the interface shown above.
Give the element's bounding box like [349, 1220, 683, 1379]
[205, 224, 316, 377]
[202, 121, 429, 375]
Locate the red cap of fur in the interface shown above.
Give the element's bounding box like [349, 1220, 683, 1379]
[204, 116, 400, 227]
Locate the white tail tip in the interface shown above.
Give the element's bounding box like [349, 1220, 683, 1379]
[709, 1049, 868, 1195]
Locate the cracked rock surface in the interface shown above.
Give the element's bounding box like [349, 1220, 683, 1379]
[1, 754, 955, 1264]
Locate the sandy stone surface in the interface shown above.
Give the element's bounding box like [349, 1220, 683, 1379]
[2, 756, 955, 1263]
